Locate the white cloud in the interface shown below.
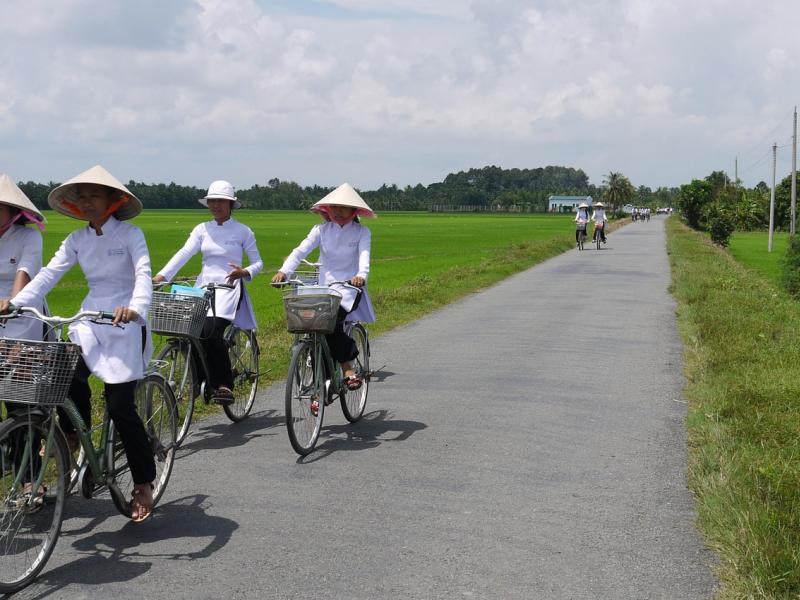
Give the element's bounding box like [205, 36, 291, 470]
[0, 0, 798, 188]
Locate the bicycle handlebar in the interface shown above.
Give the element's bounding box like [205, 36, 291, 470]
[272, 279, 361, 291]
[3, 305, 115, 325]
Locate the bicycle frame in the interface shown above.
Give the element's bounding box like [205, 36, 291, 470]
[18, 402, 122, 498]
[166, 325, 242, 403]
[294, 331, 342, 398]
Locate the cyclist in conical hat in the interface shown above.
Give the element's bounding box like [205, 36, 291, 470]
[153, 179, 263, 405]
[0, 174, 47, 342]
[272, 182, 376, 391]
[0, 165, 157, 522]
[591, 201, 609, 244]
[574, 202, 590, 246]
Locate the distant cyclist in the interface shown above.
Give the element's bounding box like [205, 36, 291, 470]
[574, 202, 589, 247]
[592, 201, 609, 244]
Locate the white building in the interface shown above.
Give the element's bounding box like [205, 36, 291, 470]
[547, 195, 594, 213]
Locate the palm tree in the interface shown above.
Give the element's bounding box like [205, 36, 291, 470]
[602, 172, 635, 212]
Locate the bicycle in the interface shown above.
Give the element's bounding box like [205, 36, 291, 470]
[594, 222, 605, 250]
[0, 306, 177, 594]
[276, 278, 371, 456]
[576, 221, 587, 250]
[151, 280, 260, 445]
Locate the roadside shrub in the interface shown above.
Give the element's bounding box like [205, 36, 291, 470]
[780, 235, 800, 298]
[706, 203, 734, 246]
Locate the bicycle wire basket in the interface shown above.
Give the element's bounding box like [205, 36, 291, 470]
[0, 339, 82, 406]
[282, 287, 342, 334]
[149, 290, 210, 338]
[292, 269, 320, 287]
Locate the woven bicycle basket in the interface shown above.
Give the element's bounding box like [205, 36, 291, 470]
[0, 340, 81, 406]
[150, 291, 210, 338]
[283, 287, 342, 334]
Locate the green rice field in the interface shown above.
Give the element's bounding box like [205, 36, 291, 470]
[39, 210, 578, 387]
[727, 231, 788, 285]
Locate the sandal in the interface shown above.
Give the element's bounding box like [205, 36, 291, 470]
[212, 386, 234, 406]
[130, 483, 155, 523]
[344, 375, 363, 391]
[22, 483, 47, 513]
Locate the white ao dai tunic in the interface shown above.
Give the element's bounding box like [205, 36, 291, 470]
[279, 220, 375, 322]
[157, 218, 263, 330]
[0, 225, 45, 341]
[12, 217, 152, 383]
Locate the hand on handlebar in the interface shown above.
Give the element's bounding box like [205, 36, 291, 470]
[349, 276, 365, 288]
[0, 299, 11, 315]
[112, 306, 139, 325]
[271, 272, 287, 285]
[152, 274, 167, 284]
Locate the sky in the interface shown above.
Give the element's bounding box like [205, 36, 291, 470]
[0, 0, 798, 191]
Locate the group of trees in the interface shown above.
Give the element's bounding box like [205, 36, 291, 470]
[674, 170, 797, 245]
[16, 165, 678, 214]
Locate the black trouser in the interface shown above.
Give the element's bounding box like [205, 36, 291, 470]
[59, 358, 156, 485]
[195, 316, 233, 390]
[325, 291, 362, 364]
[575, 226, 586, 242]
[593, 225, 606, 242]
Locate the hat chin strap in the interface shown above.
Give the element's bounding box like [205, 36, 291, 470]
[62, 195, 129, 221]
[0, 210, 45, 235]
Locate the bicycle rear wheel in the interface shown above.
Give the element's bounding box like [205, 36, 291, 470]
[223, 327, 260, 422]
[108, 374, 177, 517]
[155, 338, 196, 445]
[285, 341, 324, 455]
[0, 413, 69, 594]
[341, 324, 369, 423]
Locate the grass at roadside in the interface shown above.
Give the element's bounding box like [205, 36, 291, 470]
[667, 217, 800, 598]
[728, 231, 788, 285]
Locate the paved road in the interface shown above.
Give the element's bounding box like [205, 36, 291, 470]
[17, 216, 717, 599]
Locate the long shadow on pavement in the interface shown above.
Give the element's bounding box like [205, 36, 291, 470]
[298, 409, 426, 464]
[177, 408, 283, 457]
[13, 494, 238, 600]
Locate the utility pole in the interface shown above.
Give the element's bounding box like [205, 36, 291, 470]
[792, 105, 797, 235]
[735, 156, 738, 186]
[770, 143, 777, 252]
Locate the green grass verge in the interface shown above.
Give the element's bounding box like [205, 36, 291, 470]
[728, 231, 789, 286]
[667, 217, 800, 598]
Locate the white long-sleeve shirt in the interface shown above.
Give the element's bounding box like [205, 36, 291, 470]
[591, 209, 608, 224]
[280, 220, 375, 322]
[13, 216, 153, 383]
[0, 224, 44, 341]
[157, 217, 263, 328]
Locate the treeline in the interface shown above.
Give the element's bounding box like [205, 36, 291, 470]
[17, 165, 678, 213]
[675, 170, 797, 245]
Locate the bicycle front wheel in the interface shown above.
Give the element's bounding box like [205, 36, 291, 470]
[0, 413, 69, 595]
[155, 338, 196, 445]
[341, 324, 369, 423]
[285, 341, 323, 455]
[108, 374, 177, 517]
[224, 327, 260, 422]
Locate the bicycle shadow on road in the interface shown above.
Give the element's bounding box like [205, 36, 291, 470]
[13, 494, 238, 600]
[298, 409, 427, 464]
[176, 408, 283, 458]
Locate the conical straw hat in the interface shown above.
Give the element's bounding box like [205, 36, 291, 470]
[48, 165, 143, 221]
[0, 174, 45, 222]
[311, 183, 375, 219]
